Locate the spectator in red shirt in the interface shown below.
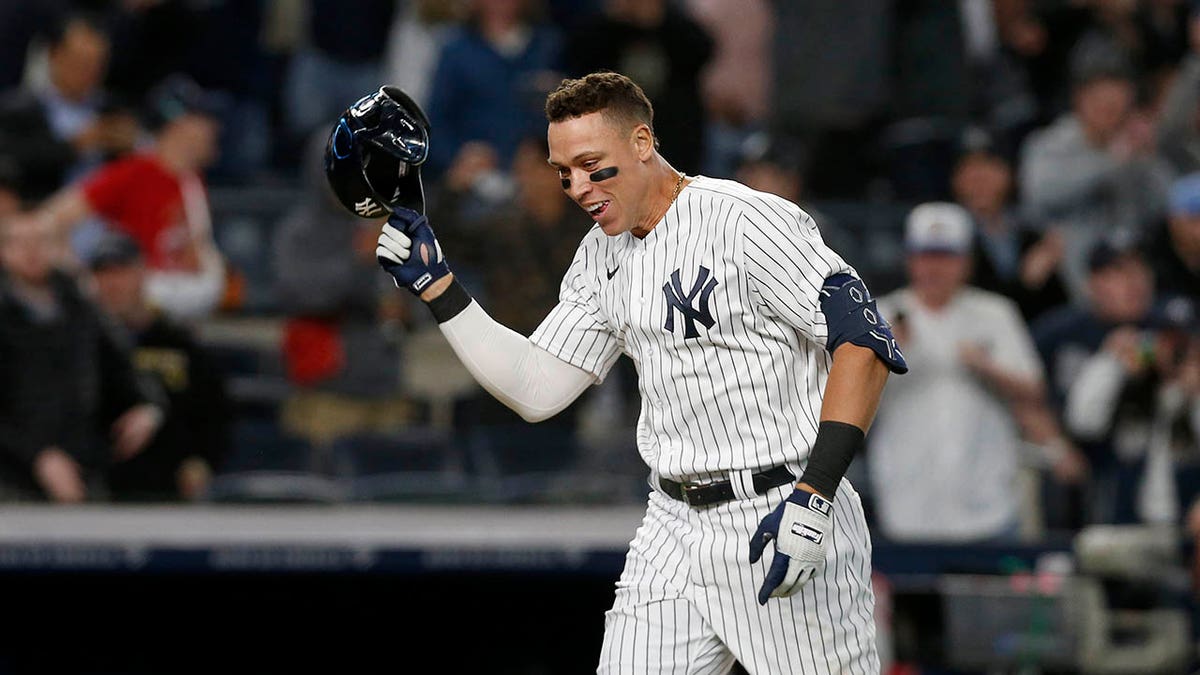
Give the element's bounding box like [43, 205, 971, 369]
[38, 75, 227, 321]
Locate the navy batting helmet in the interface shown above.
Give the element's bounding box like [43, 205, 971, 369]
[324, 85, 431, 217]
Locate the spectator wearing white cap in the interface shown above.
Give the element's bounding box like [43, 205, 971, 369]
[867, 202, 1081, 542]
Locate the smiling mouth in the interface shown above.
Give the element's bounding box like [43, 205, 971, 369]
[586, 201, 610, 218]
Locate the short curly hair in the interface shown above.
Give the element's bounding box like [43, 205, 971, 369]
[544, 71, 656, 141]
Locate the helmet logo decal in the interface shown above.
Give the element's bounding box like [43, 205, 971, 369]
[354, 198, 384, 217]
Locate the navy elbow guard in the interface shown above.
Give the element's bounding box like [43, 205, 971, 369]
[819, 273, 908, 374]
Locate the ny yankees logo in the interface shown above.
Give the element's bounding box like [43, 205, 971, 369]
[663, 266, 718, 339]
[355, 198, 384, 217]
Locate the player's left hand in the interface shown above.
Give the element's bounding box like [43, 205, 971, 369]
[749, 487, 832, 605]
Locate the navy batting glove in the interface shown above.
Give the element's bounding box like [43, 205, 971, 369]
[749, 488, 832, 605]
[376, 207, 451, 296]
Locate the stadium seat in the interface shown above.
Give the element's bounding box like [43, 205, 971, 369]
[207, 418, 345, 503]
[399, 325, 479, 429]
[330, 427, 471, 502]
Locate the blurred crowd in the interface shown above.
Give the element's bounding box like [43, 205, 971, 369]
[0, 0, 1198, 549]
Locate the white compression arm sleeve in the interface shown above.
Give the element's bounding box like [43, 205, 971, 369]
[438, 301, 597, 423]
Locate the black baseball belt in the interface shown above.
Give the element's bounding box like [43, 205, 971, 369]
[659, 465, 795, 507]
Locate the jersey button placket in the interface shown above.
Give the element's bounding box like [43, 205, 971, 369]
[630, 244, 645, 304]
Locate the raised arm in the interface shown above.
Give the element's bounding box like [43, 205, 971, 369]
[377, 209, 596, 423]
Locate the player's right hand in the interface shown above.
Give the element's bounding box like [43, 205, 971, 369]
[376, 207, 452, 297]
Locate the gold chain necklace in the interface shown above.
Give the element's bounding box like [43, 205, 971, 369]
[658, 171, 685, 221]
[639, 171, 687, 235]
[670, 171, 685, 204]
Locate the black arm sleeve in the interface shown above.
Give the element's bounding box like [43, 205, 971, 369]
[798, 421, 865, 499]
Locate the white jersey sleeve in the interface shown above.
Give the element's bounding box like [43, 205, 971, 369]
[529, 231, 623, 381]
[741, 204, 852, 346]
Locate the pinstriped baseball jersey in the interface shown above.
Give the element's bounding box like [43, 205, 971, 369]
[531, 175, 879, 673]
[530, 175, 853, 481]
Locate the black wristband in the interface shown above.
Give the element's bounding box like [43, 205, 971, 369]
[798, 421, 865, 499]
[426, 278, 473, 323]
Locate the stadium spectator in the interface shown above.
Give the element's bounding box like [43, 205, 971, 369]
[1144, 172, 1200, 299]
[733, 134, 806, 207]
[425, 0, 564, 179]
[272, 131, 410, 449]
[0, 211, 161, 502]
[37, 75, 227, 322]
[177, 0, 271, 183]
[1158, 6, 1200, 175]
[565, 0, 712, 175]
[952, 129, 1069, 323]
[1064, 292, 1200, 525]
[87, 232, 230, 502]
[1018, 59, 1173, 302]
[768, 0, 891, 199]
[684, 0, 772, 178]
[1031, 237, 1194, 525]
[869, 202, 1054, 542]
[0, 12, 138, 202]
[0, 158, 22, 219]
[281, 0, 396, 143]
[102, 0, 210, 102]
[1034, 236, 1157, 408]
[434, 135, 593, 479]
[382, 0, 464, 112]
[1135, 0, 1192, 75]
[0, 0, 64, 91]
[883, 0, 1039, 201]
[467, 135, 584, 334]
[430, 141, 517, 261]
[1066, 0, 1188, 96]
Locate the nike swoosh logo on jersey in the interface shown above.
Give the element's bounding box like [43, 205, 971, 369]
[606, 265, 620, 280]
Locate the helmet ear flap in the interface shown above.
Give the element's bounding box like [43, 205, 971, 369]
[323, 85, 430, 218]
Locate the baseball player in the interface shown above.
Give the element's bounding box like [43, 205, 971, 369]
[349, 73, 907, 673]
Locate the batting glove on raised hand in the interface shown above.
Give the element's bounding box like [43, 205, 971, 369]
[376, 207, 451, 296]
[749, 488, 832, 605]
